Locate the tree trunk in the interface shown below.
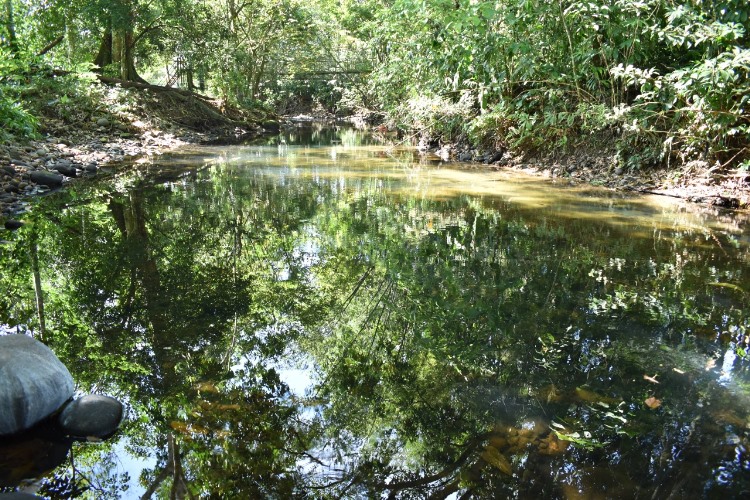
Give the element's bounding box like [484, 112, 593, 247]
[65, 12, 76, 63]
[93, 12, 145, 83]
[29, 234, 47, 343]
[116, 29, 141, 81]
[94, 20, 113, 69]
[4, 0, 18, 53]
[251, 57, 267, 100]
[185, 65, 194, 91]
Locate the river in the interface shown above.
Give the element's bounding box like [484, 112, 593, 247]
[1, 123, 750, 498]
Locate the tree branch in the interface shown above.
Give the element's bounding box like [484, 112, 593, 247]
[37, 35, 64, 57]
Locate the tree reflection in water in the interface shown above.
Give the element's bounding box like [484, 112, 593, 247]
[1, 128, 749, 498]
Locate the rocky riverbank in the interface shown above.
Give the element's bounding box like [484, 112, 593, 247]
[2, 89, 748, 227]
[423, 141, 750, 210]
[0, 78, 273, 227]
[0, 124, 190, 220]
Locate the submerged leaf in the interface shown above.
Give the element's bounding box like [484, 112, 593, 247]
[575, 387, 619, 404]
[645, 397, 662, 409]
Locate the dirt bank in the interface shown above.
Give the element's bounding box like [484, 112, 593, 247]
[0, 78, 276, 226]
[3, 91, 749, 231]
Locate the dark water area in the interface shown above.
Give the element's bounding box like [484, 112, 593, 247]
[2, 123, 750, 498]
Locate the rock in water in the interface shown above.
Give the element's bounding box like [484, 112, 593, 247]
[58, 394, 123, 439]
[0, 335, 74, 435]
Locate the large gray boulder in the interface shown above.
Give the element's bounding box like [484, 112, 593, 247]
[0, 335, 74, 435]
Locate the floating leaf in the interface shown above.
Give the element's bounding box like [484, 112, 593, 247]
[672, 368, 686, 375]
[604, 412, 628, 423]
[575, 387, 619, 404]
[552, 430, 605, 449]
[645, 397, 662, 409]
[481, 446, 512, 475]
[195, 381, 220, 393]
[643, 374, 659, 384]
[708, 282, 746, 295]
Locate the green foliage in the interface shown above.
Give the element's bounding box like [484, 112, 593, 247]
[357, 0, 750, 168]
[1, 0, 749, 168]
[0, 49, 38, 141]
[0, 87, 38, 141]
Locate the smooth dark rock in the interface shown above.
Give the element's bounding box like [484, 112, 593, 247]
[58, 394, 123, 439]
[29, 171, 63, 188]
[458, 152, 473, 162]
[52, 165, 77, 178]
[488, 151, 504, 164]
[9, 160, 27, 167]
[0, 335, 75, 435]
[0, 165, 15, 176]
[82, 163, 98, 173]
[96, 118, 110, 127]
[4, 220, 24, 230]
[710, 196, 739, 209]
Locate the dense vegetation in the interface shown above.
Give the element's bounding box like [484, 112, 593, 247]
[2, 0, 750, 170]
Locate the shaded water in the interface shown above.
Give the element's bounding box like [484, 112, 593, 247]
[2, 124, 750, 498]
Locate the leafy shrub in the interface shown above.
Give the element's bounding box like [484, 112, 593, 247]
[389, 93, 474, 143]
[0, 89, 38, 141]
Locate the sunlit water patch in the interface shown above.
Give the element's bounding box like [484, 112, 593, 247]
[1, 124, 750, 498]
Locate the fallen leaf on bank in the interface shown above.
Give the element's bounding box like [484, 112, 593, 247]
[645, 397, 662, 409]
[643, 374, 659, 384]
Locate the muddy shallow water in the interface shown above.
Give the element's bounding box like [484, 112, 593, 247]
[1, 124, 749, 498]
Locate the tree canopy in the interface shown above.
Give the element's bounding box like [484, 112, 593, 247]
[2, 0, 749, 168]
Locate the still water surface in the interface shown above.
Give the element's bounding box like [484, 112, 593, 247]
[1, 124, 750, 498]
